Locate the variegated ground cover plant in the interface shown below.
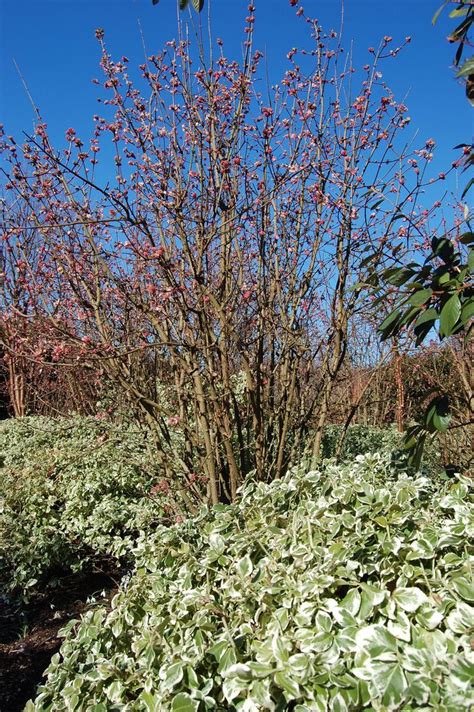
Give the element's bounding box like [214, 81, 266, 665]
[0, 415, 424, 602]
[29, 453, 473, 711]
[0, 417, 182, 599]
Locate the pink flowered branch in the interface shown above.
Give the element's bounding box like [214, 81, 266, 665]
[0, 3, 462, 500]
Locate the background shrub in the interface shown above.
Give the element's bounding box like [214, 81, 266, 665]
[320, 423, 442, 473]
[0, 416, 183, 599]
[320, 424, 402, 461]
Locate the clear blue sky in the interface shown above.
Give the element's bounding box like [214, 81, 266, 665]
[0, 0, 472, 201]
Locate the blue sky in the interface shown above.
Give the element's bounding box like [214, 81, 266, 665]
[0, 0, 472, 202]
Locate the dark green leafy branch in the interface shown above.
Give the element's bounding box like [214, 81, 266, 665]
[433, 0, 474, 82]
[433, 1, 474, 194]
[367, 2, 474, 469]
[374, 232, 473, 468]
[378, 233, 474, 346]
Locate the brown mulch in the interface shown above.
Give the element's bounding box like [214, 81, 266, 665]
[0, 569, 120, 712]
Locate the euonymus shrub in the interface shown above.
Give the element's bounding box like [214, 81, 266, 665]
[0, 417, 181, 598]
[29, 452, 473, 710]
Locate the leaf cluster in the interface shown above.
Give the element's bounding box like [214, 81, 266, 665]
[433, 0, 474, 72]
[0, 417, 179, 600]
[373, 233, 473, 467]
[320, 424, 404, 462]
[377, 233, 473, 346]
[29, 453, 474, 711]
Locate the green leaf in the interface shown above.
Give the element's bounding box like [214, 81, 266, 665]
[171, 693, 199, 712]
[408, 288, 432, 306]
[370, 198, 386, 210]
[425, 395, 451, 433]
[315, 610, 333, 632]
[191, 0, 205, 10]
[387, 610, 411, 642]
[406, 432, 428, 470]
[384, 267, 417, 286]
[461, 177, 474, 199]
[431, 236, 455, 262]
[435, 269, 452, 286]
[208, 532, 225, 554]
[381, 664, 407, 708]
[225, 663, 252, 681]
[393, 587, 429, 612]
[415, 308, 438, 325]
[432, 1, 449, 25]
[415, 606, 444, 630]
[236, 554, 253, 578]
[457, 55, 474, 77]
[414, 307, 438, 345]
[355, 624, 397, 657]
[165, 662, 184, 690]
[451, 576, 474, 602]
[105, 681, 124, 704]
[468, 248, 474, 272]
[274, 670, 301, 699]
[217, 646, 237, 674]
[378, 309, 402, 340]
[446, 602, 474, 633]
[450, 6, 471, 19]
[459, 231, 474, 245]
[140, 691, 161, 711]
[439, 293, 462, 336]
[341, 588, 361, 616]
[449, 15, 473, 46]
[461, 299, 474, 325]
[451, 658, 474, 688]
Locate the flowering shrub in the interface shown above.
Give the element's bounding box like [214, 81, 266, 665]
[0, 417, 183, 599]
[1, 5, 452, 500]
[29, 453, 473, 710]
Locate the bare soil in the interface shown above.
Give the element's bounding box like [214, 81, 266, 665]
[0, 569, 119, 712]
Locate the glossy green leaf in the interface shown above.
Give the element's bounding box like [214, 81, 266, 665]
[461, 299, 474, 325]
[431, 236, 455, 262]
[384, 267, 417, 287]
[432, 1, 449, 25]
[425, 395, 451, 433]
[457, 56, 474, 77]
[459, 231, 474, 245]
[408, 288, 432, 306]
[461, 177, 474, 199]
[439, 293, 462, 336]
[378, 309, 402, 340]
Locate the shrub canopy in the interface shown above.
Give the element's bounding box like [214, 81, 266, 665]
[29, 452, 474, 710]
